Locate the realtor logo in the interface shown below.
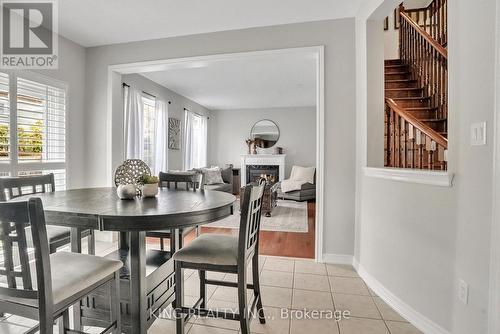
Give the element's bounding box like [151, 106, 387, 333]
[0, 0, 58, 68]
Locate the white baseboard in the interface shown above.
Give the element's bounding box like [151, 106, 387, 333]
[322, 253, 354, 265]
[353, 259, 450, 334]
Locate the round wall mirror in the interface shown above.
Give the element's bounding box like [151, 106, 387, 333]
[250, 119, 280, 148]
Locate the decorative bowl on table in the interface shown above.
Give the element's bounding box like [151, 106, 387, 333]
[116, 184, 137, 200]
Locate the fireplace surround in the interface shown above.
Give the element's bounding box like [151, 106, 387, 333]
[240, 154, 286, 185]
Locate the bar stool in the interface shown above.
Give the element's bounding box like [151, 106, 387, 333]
[0, 198, 122, 334]
[172, 179, 267, 334]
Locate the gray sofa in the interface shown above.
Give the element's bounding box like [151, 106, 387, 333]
[197, 166, 233, 193]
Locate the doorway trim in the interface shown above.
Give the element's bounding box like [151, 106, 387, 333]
[107, 46, 325, 262]
[489, 0, 500, 331]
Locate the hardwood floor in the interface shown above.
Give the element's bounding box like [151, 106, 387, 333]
[148, 201, 316, 259]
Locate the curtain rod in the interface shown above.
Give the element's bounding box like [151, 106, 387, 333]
[184, 108, 209, 120]
[122, 82, 171, 104]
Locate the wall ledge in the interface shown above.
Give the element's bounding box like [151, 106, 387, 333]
[353, 259, 451, 334]
[364, 167, 454, 187]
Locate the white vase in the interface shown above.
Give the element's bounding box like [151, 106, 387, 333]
[117, 184, 137, 200]
[142, 183, 159, 198]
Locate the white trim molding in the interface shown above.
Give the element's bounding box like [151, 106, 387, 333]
[322, 254, 354, 265]
[364, 167, 454, 187]
[107, 46, 326, 263]
[489, 0, 500, 331]
[353, 259, 451, 334]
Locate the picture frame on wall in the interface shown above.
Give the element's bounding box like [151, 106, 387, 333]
[394, 7, 400, 29]
[168, 117, 181, 150]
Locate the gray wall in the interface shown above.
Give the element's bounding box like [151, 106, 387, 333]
[83, 19, 357, 258]
[356, 0, 498, 332]
[208, 107, 316, 178]
[121, 74, 211, 170]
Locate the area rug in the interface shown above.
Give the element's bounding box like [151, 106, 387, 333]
[207, 199, 308, 233]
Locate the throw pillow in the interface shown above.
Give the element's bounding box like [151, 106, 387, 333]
[202, 167, 224, 185]
[290, 166, 316, 184]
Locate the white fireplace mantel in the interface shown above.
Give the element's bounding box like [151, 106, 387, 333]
[240, 154, 286, 185]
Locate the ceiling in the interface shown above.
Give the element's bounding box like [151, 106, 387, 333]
[141, 51, 317, 110]
[59, 0, 364, 47]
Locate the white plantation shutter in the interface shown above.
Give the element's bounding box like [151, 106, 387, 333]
[17, 77, 66, 162]
[0, 72, 67, 190]
[0, 73, 10, 162]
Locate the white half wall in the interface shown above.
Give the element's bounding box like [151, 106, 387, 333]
[121, 74, 211, 170]
[356, 0, 498, 333]
[83, 19, 356, 259]
[208, 107, 316, 178]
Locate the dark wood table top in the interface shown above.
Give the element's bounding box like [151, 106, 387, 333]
[16, 187, 236, 231]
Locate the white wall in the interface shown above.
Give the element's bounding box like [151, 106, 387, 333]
[208, 107, 316, 178]
[384, 10, 399, 59]
[356, 0, 498, 333]
[83, 19, 357, 259]
[121, 74, 211, 170]
[30, 36, 86, 189]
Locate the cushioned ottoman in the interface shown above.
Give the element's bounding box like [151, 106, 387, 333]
[276, 182, 316, 201]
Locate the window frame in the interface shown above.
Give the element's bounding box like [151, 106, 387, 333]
[0, 70, 68, 186]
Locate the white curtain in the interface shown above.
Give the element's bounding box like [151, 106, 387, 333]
[124, 87, 144, 159]
[183, 110, 207, 170]
[154, 100, 168, 174]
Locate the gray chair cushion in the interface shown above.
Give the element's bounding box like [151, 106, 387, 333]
[26, 225, 70, 244]
[173, 234, 238, 266]
[50, 252, 122, 306]
[0, 252, 122, 308]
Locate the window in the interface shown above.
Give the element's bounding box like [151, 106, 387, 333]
[142, 96, 156, 170]
[0, 72, 67, 189]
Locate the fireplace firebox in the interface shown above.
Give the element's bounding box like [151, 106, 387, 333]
[246, 165, 279, 184]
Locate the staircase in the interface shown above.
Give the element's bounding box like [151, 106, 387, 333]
[384, 1, 448, 171]
[385, 59, 447, 139]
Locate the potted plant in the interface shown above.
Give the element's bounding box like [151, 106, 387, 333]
[138, 174, 159, 198]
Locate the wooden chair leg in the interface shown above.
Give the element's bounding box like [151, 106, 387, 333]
[88, 230, 95, 255]
[238, 265, 250, 334]
[199, 270, 206, 308]
[252, 254, 266, 324]
[58, 309, 69, 334]
[175, 261, 185, 334]
[110, 272, 121, 334]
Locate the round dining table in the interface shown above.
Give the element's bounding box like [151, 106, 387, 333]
[19, 187, 236, 334]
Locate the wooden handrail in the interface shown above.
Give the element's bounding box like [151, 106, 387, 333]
[400, 11, 447, 59]
[385, 98, 447, 149]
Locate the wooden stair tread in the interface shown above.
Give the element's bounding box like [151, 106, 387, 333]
[385, 79, 417, 83]
[385, 87, 423, 91]
[391, 96, 430, 100]
[405, 107, 438, 110]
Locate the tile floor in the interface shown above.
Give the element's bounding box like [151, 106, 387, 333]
[0, 242, 422, 334]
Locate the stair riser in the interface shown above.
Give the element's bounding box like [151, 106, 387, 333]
[385, 73, 411, 80]
[385, 59, 403, 65]
[398, 109, 437, 119]
[385, 81, 419, 89]
[422, 120, 447, 132]
[391, 99, 431, 108]
[385, 89, 424, 98]
[385, 65, 408, 73]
